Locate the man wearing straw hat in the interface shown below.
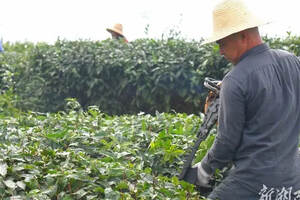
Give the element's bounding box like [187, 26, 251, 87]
[106, 23, 128, 43]
[193, 0, 300, 199]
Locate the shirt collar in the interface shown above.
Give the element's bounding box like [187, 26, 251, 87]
[238, 43, 270, 63]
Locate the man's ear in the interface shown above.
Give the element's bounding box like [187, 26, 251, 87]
[240, 31, 247, 41]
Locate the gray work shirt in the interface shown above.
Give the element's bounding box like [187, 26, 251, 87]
[202, 43, 300, 193]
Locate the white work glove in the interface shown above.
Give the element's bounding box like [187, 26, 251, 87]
[192, 162, 212, 188]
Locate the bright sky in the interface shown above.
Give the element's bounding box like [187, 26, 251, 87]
[1, 0, 300, 43]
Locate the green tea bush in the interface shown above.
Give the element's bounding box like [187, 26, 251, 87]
[263, 33, 300, 56]
[0, 100, 216, 199]
[2, 33, 300, 115]
[0, 42, 33, 92]
[14, 38, 228, 114]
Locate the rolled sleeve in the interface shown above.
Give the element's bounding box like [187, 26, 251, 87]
[202, 76, 245, 174]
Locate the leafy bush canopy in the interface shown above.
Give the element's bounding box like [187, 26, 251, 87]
[0, 99, 216, 199]
[7, 38, 228, 115]
[1, 33, 300, 115]
[0, 33, 300, 199]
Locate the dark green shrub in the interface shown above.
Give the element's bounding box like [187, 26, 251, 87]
[14, 38, 228, 114]
[3, 33, 300, 115]
[0, 42, 33, 92]
[263, 33, 300, 56]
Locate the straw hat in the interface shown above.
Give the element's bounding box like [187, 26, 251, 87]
[203, 0, 268, 45]
[106, 23, 125, 37]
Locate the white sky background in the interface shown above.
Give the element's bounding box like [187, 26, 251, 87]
[1, 0, 300, 43]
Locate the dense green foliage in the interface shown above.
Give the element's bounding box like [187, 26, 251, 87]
[263, 32, 300, 56]
[1, 33, 300, 115]
[0, 33, 300, 198]
[0, 42, 34, 92]
[0, 98, 217, 199]
[3, 38, 229, 115]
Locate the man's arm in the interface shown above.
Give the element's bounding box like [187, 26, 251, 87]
[201, 76, 245, 174]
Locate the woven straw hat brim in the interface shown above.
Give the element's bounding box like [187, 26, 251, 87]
[106, 28, 124, 37]
[201, 0, 270, 45]
[202, 21, 269, 45]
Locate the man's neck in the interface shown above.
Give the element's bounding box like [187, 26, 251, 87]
[247, 39, 263, 52]
[236, 36, 263, 64]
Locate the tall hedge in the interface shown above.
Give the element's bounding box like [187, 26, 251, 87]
[13, 39, 229, 115]
[2, 34, 300, 115]
[0, 42, 34, 92]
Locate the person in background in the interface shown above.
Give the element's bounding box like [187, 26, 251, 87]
[0, 38, 4, 52]
[193, 0, 300, 199]
[106, 23, 128, 43]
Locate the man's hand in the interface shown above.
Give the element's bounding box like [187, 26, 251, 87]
[192, 162, 212, 188]
[204, 91, 217, 114]
[204, 81, 222, 114]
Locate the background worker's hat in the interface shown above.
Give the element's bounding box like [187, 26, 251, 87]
[106, 23, 125, 37]
[202, 0, 269, 45]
